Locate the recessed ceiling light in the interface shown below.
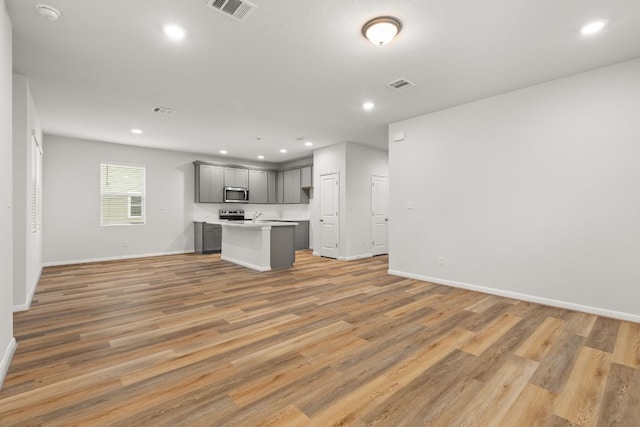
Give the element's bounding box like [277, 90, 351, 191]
[131, 129, 143, 134]
[36, 4, 61, 21]
[305, 142, 313, 146]
[220, 150, 228, 154]
[258, 155, 265, 159]
[581, 20, 607, 36]
[280, 149, 287, 153]
[363, 101, 375, 111]
[163, 24, 186, 41]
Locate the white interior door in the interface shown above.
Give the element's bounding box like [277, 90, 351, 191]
[372, 174, 389, 256]
[320, 172, 339, 258]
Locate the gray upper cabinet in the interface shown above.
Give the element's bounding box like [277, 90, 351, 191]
[224, 167, 249, 188]
[267, 171, 277, 204]
[276, 171, 284, 204]
[301, 166, 312, 188]
[283, 169, 301, 204]
[249, 169, 268, 203]
[195, 161, 311, 204]
[195, 163, 224, 203]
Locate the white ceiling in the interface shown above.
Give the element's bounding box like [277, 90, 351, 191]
[7, 0, 640, 163]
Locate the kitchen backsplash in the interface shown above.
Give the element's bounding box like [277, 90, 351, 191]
[192, 203, 310, 222]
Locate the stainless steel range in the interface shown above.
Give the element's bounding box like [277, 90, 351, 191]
[219, 209, 245, 221]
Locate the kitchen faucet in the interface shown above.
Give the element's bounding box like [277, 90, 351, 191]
[252, 211, 263, 222]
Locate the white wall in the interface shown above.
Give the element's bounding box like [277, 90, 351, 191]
[0, 0, 16, 390]
[312, 142, 389, 260]
[313, 143, 346, 256]
[12, 74, 43, 311]
[389, 58, 640, 321]
[345, 143, 388, 259]
[44, 135, 310, 264]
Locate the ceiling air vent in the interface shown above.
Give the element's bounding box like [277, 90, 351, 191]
[386, 78, 416, 92]
[151, 106, 175, 115]
[206, 0, 257, 22]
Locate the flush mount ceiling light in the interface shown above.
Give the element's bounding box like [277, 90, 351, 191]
[362, 16, 402, 46]
[363, 101, 375, 111]
[130, 128, 143, 134]
[36, 4, 61, 21]
[163, 23, 186, 41]
[220, 150, 228, 154]
[280, 149, 287, 153]
[305, 141, 313, 146]
[580, 20, 608, 35]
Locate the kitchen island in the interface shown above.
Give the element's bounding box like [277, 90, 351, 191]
[212, 221, 297, 271]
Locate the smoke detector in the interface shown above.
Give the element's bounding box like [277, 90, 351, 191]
[36, 4, 61, 21]
[206, 0, 257, 22]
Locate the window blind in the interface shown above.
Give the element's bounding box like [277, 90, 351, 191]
[100, 162, 146, 226]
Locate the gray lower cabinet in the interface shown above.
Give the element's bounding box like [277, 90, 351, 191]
[194, 222, 222, 253]
[270, 220, 309, 249]
[294, 220, 310, 250]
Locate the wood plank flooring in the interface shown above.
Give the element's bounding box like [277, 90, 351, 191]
[1, 251, 639, 426]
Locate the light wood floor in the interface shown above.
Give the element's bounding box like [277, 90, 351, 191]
[1, 251, 639, 426]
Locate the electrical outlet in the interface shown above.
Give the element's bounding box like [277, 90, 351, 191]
[123, 241, 129, 247]
[408, 202, 415, 210]
[438, 256, 445, 266]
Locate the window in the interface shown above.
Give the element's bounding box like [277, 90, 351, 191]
[100, 162, 146, 226]
[128, 195, 143, 218]
[31, 134, 42, 233]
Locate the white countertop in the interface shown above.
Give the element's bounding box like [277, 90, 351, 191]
[206, 220, 297, 227]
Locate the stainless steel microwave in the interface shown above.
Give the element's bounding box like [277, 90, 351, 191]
[224, 186, 249, 203]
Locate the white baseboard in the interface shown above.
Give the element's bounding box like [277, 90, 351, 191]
[388, 269, 640, 323]
[13, 266, 42, 312]
[0, 337, 17, 391]
[339, 253, 373, 261]
[221, 255, 271, 272]
[42, 250, 194, 267]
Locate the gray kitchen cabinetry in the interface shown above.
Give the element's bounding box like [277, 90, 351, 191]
[267, 171, 277, 204]
[283, 168, 309, 204]
[276, 171, 284, 204]
[249, 169, 268, 203]
[224, 167, 249, 188]
[194, 160, 311, 204]
[300, 166, 312, 189]
[195, 163, 224, 203]
[194, 222, 222, 253]
[283, 169, 301, 203]
[294, 220, 310, 250]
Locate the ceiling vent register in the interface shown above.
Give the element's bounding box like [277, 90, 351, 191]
[387, 78, 416, 92]
[207, 0, 257, 22]
[151, 106, 175, 115]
